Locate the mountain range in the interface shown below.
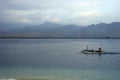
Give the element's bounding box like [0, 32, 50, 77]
[0, 22, 120, 39]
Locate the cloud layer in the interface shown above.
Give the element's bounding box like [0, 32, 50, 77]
[0, 0, 120, 27]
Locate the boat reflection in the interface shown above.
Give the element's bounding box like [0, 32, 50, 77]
[103, 52, 120, 55]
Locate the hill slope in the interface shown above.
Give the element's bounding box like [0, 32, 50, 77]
[0, 22, 120, 38]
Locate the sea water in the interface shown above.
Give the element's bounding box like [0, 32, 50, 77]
[0, 39, 120, 80]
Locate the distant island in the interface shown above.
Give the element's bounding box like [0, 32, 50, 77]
[0, 22, 120, 39]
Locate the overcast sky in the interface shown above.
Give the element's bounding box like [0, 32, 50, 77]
[0, 0, 120, 27]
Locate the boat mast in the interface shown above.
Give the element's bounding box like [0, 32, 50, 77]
[86, 45, 88, 50]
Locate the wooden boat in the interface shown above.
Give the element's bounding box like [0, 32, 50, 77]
[81, 46, 104, 54]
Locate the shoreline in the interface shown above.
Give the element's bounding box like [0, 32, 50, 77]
[0, 78, 50, 80]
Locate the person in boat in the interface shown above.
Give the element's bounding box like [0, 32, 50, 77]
[96, 48, 102, 52]
[91, 49, 94, 52]
[99, 48, 101, 51]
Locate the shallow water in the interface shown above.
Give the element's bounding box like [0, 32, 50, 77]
[0, 39, 120, 80]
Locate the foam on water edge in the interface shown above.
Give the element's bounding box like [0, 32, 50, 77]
[0, 79, 16, 80]
[0, 78, 50, 80]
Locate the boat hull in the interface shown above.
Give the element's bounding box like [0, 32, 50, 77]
[81, 50, 104, 54]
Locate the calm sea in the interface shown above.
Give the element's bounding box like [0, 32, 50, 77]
[0, 39, 120, 80]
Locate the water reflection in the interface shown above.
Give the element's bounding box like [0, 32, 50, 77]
[80, 52, 120, 55]
[104, 52, 120, 55]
